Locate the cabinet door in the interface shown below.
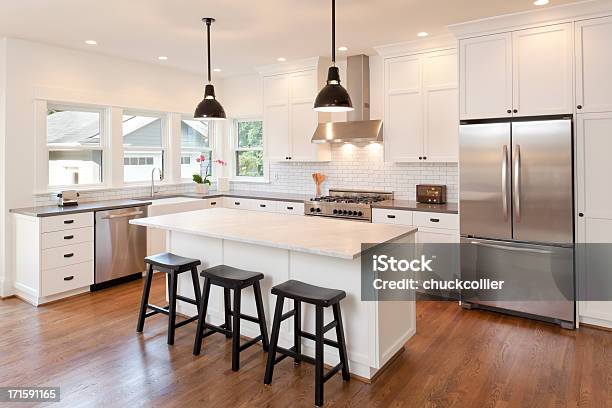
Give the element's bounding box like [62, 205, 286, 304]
[577, 113, 612, 219]
[459, 33, 512, 120]
[576, 16, 612, 113]
[512, 23, 573, 116]
[263, 75, 290, 161]
[423, 49, 458, 162]
[385, 55, 423, 162]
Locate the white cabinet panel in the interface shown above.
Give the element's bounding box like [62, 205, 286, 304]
[225, 197, 257, 211]
[372, 208, 414, 226]
[412, 212, 459, 231]
[386, 92, 423, 162]
[42, 227, 93, 250]
[278, 202, 305, 215]
[41, 212, 94, 233]
[576, 16, 612, 113]
[253, 200, 278, 212]
[42, 241, 94, 270]
[40, 261, 94, 297]
[512, 23, 573, 116]
[264, 103, 290, 161]
[424, 87, 458, 162]
[289, 100, 321, 161]
[459, 33, 513, 120]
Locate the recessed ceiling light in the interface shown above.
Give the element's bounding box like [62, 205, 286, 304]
[213, 68, 221, 72]
[417, 32, 429, 37]
[338, 46, 348, 51]
[85, 40, 97, 45]
[534, 0, 549, 5]
[158, 56, 168, 61]
[277, 57, 287, 62]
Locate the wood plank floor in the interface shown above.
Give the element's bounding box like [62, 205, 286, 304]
[1, 275, 610, 408]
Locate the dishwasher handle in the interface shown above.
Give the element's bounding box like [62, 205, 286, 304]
[102, 210, 144, 220]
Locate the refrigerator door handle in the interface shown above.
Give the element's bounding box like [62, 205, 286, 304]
[501, 145, 509, 221]
[469, 240, 552, 254]
[513, 144, 521, 223]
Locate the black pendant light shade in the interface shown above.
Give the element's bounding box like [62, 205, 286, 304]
[314, 0, 353, 113]
[194, 18, 226, 120]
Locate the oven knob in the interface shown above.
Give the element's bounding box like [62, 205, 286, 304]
[310, 208, 315, 213]
[316, 208, 321, 213]
[342, 210, 348, 215]
[358, 211, 363, 217]
[348, 211, 354, 216]
[333, 209, 338, 214]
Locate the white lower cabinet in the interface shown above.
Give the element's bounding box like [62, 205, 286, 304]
[278, 202, 305, 215]
[253, 200, 279, 212]
[372, 208, 459, 243]
[14, 212, 95, 306]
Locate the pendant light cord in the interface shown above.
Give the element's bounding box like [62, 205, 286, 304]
[206, 20, 212, 83]
[331, 0, 336, 66]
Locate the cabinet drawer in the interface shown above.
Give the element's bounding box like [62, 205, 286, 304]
[412, 212, 458, 230]
[41, 212, 93, 233]
[206, 198, 221, 208]
[42, 227, 94, 249]
[254, 200, 278, 212]
[41, 261, 94, 297]
[372, 209, 413, 225]
[225, 197, 256, 210]
[42, 241, 94, 270]
[279, 202, 305, 215]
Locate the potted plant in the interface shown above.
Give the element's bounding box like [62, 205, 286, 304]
[193, 155, 227, 194]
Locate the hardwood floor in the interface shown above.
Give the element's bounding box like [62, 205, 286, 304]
[1, 275, 610, 407]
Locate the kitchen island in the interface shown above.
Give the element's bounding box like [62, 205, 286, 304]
[130, 208, 417, 380]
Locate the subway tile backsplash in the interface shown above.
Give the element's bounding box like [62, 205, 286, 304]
[34, 144, 457, 205]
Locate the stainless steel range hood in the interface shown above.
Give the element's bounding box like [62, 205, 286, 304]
[312, 55, 383, 143]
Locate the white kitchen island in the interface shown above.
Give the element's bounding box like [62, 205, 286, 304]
[130, 208, 417, 380]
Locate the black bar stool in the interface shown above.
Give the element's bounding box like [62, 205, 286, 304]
[264, 280, 350, 407]
[136, 252, 202, 345]
[193, 265, 269, 372]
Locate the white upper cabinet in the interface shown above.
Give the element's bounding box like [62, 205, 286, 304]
[262, 62, 330, 162]
[459, 23, 573, 119]
[459, 33, 512, 120]
[385, 49, 458, 163]
[512, 23, 574, 116]
[576, 15, 612, 113]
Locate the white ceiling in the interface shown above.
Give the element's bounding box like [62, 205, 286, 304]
[0, 0, 578, 77]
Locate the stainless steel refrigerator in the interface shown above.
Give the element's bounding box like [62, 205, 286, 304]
[459, 116, 575, 329]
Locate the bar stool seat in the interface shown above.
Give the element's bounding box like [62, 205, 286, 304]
[271, 280, 346, 307]
[264, 280, 350, 407]
[193, 265, 269, 372]
[201, 265, 264, 288]
[136, 252, 202, 345]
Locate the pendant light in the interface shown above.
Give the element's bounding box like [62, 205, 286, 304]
[313, 0, 353, 113]
[194, 17, 226, 120]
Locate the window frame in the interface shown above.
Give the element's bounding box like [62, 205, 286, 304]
[179, 116, 214, 181]
[46, 103, 108, 189]
[232, 118, 266, 182]
[121, 109, 168, 185]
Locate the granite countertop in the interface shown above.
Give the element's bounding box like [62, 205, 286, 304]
[130, 208, 417, 259]
[372, 200, 458, 214]
[10, 199, 152, 217]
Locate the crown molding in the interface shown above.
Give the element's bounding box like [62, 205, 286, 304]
[256, 56, 325, 76]
[448, 0, 612, 39]
[374, 35, 457, 58]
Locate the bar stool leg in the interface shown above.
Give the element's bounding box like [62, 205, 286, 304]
[167, 272, 178, 345]
[314, 305, 324, 407]
[193, 278, 211, 355]
[223, 288, 232, 339]
[293, 299, 301, 364]
[264, 295, 284, 385]
[190, 267, 202, 313]
[136, 264, 154, 332]
[333, 303, 351, 381]
[231, 288, 242, 371]
[253, 281, 269, 351]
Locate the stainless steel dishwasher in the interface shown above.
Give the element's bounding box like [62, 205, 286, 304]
[94, 206, 147, 289]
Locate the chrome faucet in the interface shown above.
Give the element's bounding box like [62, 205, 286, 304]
[151, 167, 162, 197]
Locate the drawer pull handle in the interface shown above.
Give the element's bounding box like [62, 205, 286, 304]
[63, 276, 74, 281]
[64, 235, 74, 240]
[64, 220, 74, 224]
[64, 253, 74, 258]
[211, 201, 217, 205]
[430, 218, 440, 223]
[387, 215, 396, 219]
[287, 206, 294, 210]
[260, 204, 266, 208]
[234, 202, 240, 205]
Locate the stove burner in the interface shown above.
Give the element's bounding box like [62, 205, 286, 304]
[311, 195, 387, 204]
[305, 189, 394, 222]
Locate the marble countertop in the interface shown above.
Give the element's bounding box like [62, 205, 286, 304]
[10, 199, 152, 217]
[130, 208, 417, 259]
[181, 190, 311, 203]
[372, 200, 458, 214]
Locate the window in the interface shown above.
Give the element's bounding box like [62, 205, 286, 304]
[123, 112, 165, 183]
[47, 106, 105, 186]
[180, 119, 213, 179]
[234, 119, 264, 178]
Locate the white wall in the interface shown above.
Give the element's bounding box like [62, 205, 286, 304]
[1, 38, 208, 296]
[0, 38, 7, 296]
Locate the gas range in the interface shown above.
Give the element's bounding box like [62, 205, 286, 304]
[304, 189, 394, 222]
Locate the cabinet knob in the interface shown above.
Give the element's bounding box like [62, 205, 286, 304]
[423, 156, 427, 160]
[577, 105, 583, 110]
[513, 109, 518, 114]
[578, 212, 584, 217]
[507, 109, 512, 114]
[418, 156, 423, 160]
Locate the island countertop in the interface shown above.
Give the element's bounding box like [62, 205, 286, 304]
[130, 208, 417, 259]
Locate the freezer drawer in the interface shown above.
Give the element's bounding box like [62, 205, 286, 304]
[460, 237, 574, 324]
